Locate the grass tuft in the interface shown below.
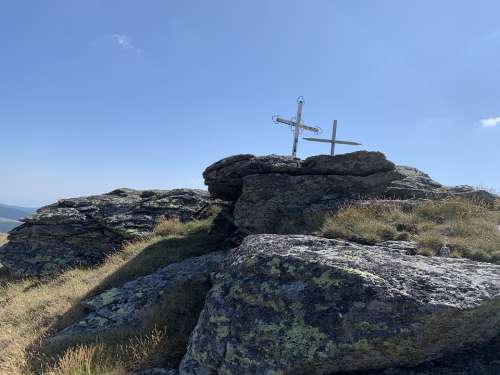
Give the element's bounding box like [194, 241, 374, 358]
[321, 201, 415, 245]
[0, 233, 7, 246]
[45, 328, 164, 375]
[321, 198, 500, 263]
[153, 216, 213, 237]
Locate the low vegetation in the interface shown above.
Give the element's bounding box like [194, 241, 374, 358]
[0, 216, 224, 375]
[321, 198, 500, 264]
[0, 233, 7, 246]
[2, 198, 499, 373]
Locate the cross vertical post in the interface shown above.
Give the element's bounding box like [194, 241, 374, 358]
[292, 98, 304, 157]
[330, 119, 338, 156]
[303, 120, 361, 154]
[273, 97, 321, 157]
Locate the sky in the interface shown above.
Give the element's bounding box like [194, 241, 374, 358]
[1, 1, 499, 207]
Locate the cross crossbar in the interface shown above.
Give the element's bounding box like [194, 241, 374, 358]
[303, 138, 361, 146]
[303, 120, 361, 156]
[275, 117, 320, 133]
[273, 97, 321, 157]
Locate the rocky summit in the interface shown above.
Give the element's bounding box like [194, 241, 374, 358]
[204, 151, 496, 234]
[0, 188, 218, 277]
[180, 234, 500, 375]
[1, 151, 499, 375]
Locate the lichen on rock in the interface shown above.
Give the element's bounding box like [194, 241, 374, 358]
[179, 234, 500, 375]
[0, 188, 220, 277]
[51, 251, 227, 342]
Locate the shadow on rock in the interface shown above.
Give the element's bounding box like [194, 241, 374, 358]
[25, 230, 230, 373]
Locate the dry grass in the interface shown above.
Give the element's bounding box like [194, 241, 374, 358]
[321, 198, 500, 263]
[0, 217, 222, 375]
[0, 233, 7, 246]
[45, 328, 165, 375]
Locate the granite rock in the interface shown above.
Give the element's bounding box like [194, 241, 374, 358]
[0, 188, 218, 277]
[180, 235, 500, 375]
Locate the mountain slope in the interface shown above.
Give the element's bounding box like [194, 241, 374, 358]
[0, 203, 36, 221]
[0, 217, 22, 233]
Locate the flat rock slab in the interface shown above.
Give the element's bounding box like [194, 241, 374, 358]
[180, 235, 500, 375]
[203, 151, 394, 201]
[52, 251, 226, 341]
[0, 188, 218, 277]
[203, 154, 301, 201]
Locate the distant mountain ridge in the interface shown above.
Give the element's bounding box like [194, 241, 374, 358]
[0, 203, 36, 233]
[0, 203, 36, 221]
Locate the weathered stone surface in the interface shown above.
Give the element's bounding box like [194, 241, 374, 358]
[301, 151, 395, 176]
[203, 151, 393, 201]
[360, 334, 500, 374]
[204, 152, 497, 234]
[233, 171, 401, 234]
[203, 154, 301, 200]
[180, 235, 500, 375]
[384, 166, 497, 205]
[0, 188, 218, 277]
[52, 251, 226, 341]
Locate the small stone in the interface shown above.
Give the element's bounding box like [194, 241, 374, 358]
[439, 246, 451, 257]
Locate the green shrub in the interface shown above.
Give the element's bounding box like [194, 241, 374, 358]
[415, 199, 487, 222]
[395, 232, 411, 241]
[153, 216, 214, 237]
[417, 232, 445, 254]
[322, 205, 399, 244]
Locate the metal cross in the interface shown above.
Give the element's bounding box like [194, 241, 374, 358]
[273, 97, 321, 157]
[303, 120, 361, 156]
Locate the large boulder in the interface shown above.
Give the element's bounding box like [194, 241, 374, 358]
[179, 235, 500, 375]
[52, 251, 226, 341]
[203, 151, 393, 201]
[203, 152, 497, 234]
[0, 188, 218, 277]
[203, 154, 301, 201]
[301, 151, 395, 176]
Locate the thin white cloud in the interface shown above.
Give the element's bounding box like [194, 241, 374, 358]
[485, 30, 500, 40]
[480, 117, 500, 128]
[110, 33, 141, 55]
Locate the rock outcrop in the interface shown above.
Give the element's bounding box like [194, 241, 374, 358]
[203, 152, 394, 201]
[0, 188, 218, 277]
[180, 235, 500, 375]
[53, 251, 226, 342]
[203, 152, 496, 234]
[203, 154, 301, 201]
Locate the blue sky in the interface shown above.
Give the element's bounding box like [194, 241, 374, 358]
[1, 1, 499, 207]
